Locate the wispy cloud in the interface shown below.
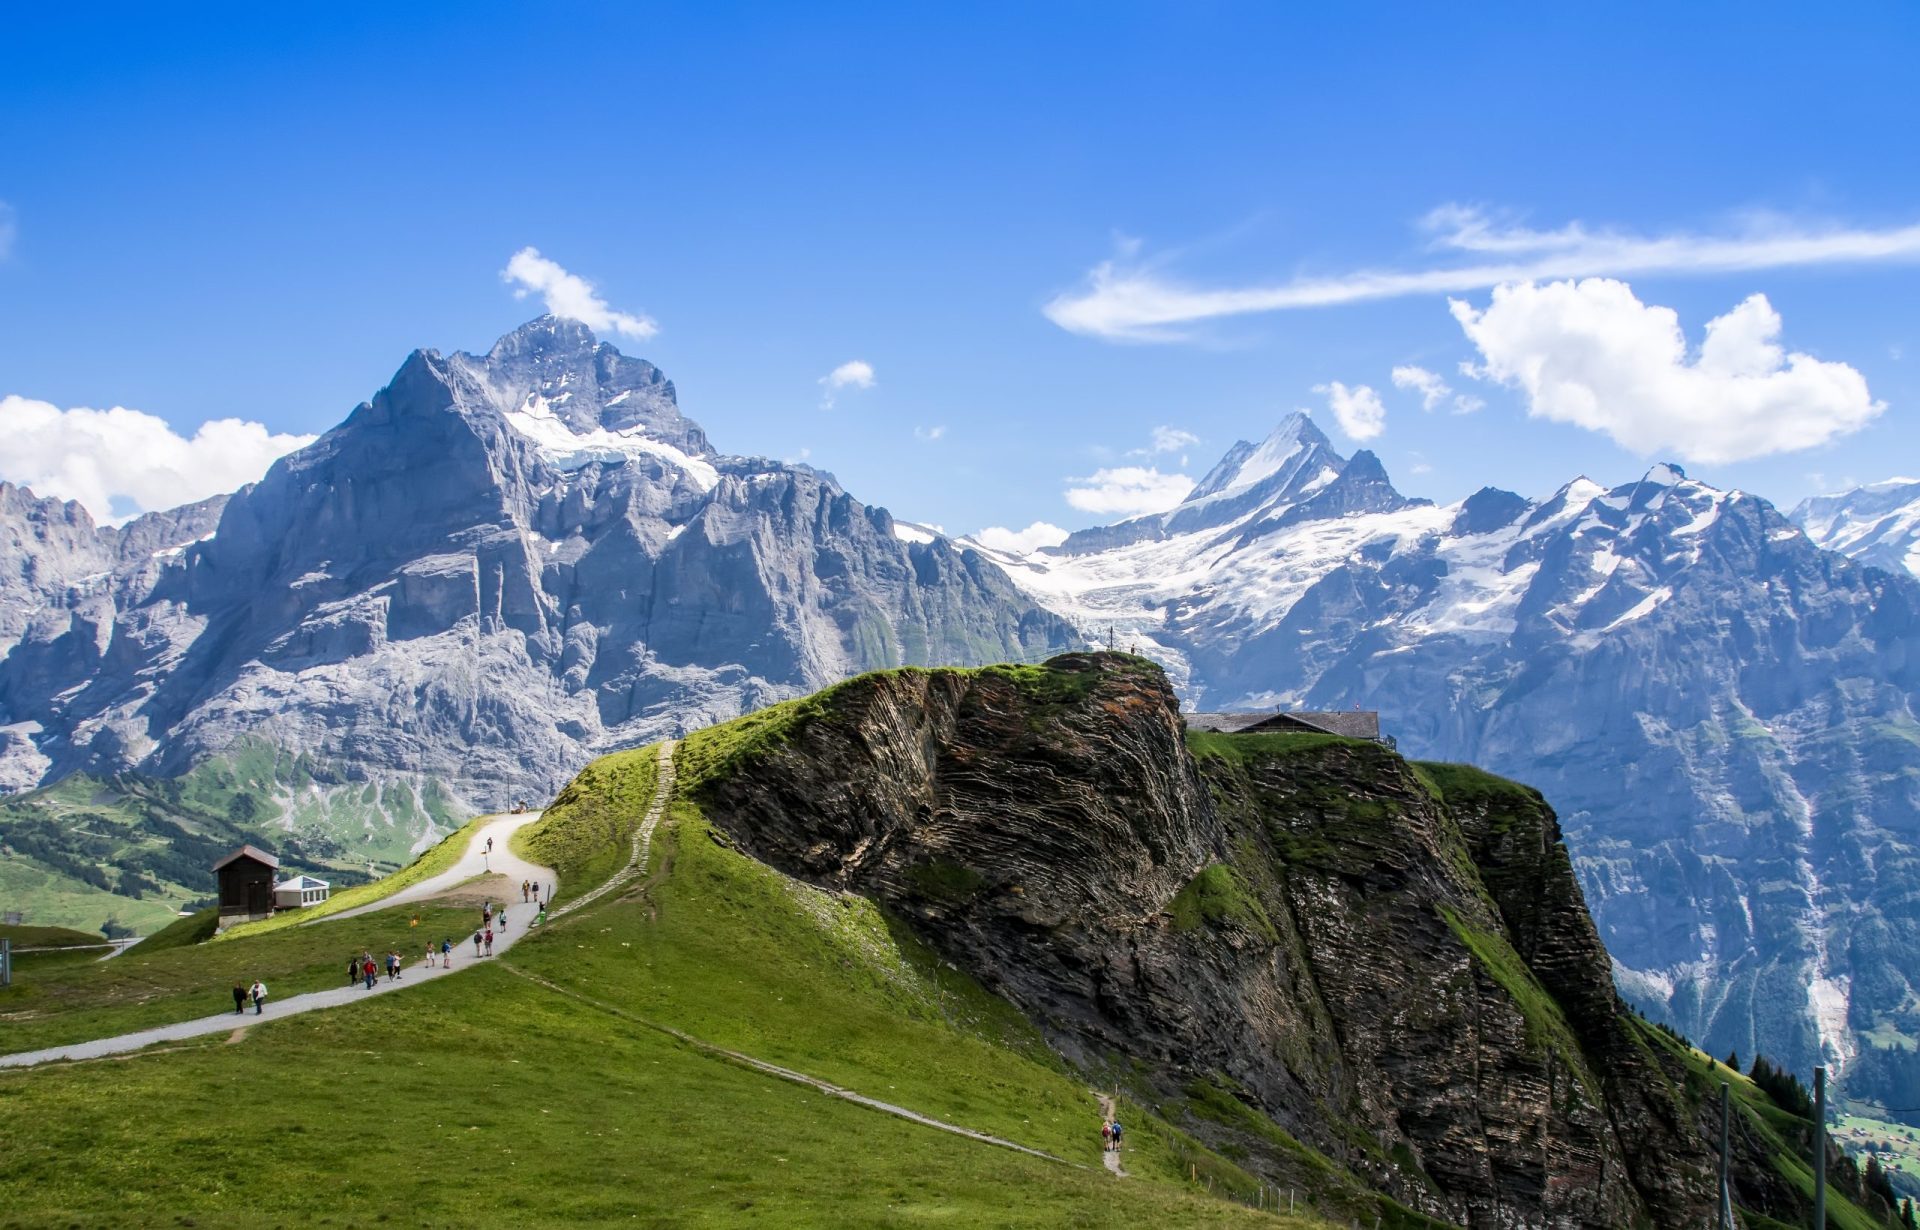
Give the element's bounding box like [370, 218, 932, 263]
[1044, 206, 1920, 342]
[913, 424, 946, 441]
[819, 359, 876, 408]
[1390, 364, 1482, 415]
[1127, 425, 1200, 458]
[502, 247, 657, 340]
[0, 395, 316, 524]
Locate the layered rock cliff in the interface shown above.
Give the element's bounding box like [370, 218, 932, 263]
[685, 651, 1856, 1228]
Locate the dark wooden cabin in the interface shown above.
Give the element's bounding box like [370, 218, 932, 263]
[214, 845, 281, 925]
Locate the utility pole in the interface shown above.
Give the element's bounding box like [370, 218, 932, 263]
[1814, 1065, 1827, 1230]
[1719, 1082, 1733, 1230]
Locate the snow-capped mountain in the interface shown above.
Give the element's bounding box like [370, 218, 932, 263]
[0, 317, 1077, 807]
[1791, 478, 1920, 578]
[975, 413, 1920, 1107]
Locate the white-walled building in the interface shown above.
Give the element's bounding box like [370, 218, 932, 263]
[272, 875, 331, 910]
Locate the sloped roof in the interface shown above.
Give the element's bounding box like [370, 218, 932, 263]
[1185, 712, 1283, 734]
[1184, 710, 1382, 739]
[1284, 711, 1382, 740]
[213, 844, 280, 872]
[274, 875, 329, 891]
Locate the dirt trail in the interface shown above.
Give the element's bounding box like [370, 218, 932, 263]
[551, 740, 676, 919]
[1099, 1093, 1130, 1177]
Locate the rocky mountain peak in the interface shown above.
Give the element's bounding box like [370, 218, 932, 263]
[1185, 410, 1335, 504]
[459, 316, 707, 460]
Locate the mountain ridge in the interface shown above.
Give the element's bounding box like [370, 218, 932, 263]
[972, 425, 1920, 1118]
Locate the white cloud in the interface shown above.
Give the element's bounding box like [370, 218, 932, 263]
[501, 247, 657, 340]
[1044, 207, 1920, 341]
[1146, 425, 1199, 453]
[1063, 466, 1196, 517]
[1450, 278, 1883, 464]
[819, 359, 876, 408]
[972, 521, 1070, 554]
[1391, 363, 1483, 415]
[913, 424, 946, 441]
[1390, 365, 1449, 411]
[0, 395, 316, 524]
[1314, 381, 1386, 442]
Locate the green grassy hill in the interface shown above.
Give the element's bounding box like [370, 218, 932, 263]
[0, 735, 1322, 1226]
[3, 658, 1898, 1228]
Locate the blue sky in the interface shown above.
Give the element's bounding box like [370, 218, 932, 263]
[2, 3, 1917, 539]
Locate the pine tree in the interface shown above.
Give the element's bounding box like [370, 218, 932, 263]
[1901, 1196, 1915, 1229]
[1726, 1050, 1739, 1071]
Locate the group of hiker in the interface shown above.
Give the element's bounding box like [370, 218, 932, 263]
[221, 869, 559, 1018]
[229, 979, 268, 1015]
[1101, 1118, 1125, 1153]
[347, 949, 408, 989]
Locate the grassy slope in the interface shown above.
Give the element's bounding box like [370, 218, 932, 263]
[1636, 1019, 1889, 1230]
[0, 737, 1319, 1226]
[0, 899, 480, 1057]
[0, 924, 109, 974]
[0, 963, 1300, 1228]
[511, 743, 660, 906]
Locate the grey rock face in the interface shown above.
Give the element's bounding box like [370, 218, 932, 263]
[690, 655, 1743, 1227]
[0, 317, 1077, 807]
[985, 424, 1920, 1109]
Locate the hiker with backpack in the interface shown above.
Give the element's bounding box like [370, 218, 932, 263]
[1100, 1121, 1112, 1153]
[1109, 1120, 1123, 1152]
[441, 937, 453, 966]
[483, 927, 494, 956]
[361, 955, 377, 990]
[472, 929, 483, 956]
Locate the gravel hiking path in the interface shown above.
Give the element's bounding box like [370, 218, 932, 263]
[550, 740, 676, 919]
[1099, 1093, 1130, 1176]
[319, 811, 550, 924]
[0, 819, 557, 1070]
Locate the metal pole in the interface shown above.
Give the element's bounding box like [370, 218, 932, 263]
[1, 937, 9, 987]
[1813, 1065, 1827, 1230]
[1719, 1081, 1733, 1230]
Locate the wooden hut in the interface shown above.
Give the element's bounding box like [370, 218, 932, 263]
[214, 845, 280, 924]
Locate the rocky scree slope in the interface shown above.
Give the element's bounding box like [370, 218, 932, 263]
[685, 651, 1848, 1229]
[969, 414, 1920, 1117]
[0, 318, 1076, 827]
